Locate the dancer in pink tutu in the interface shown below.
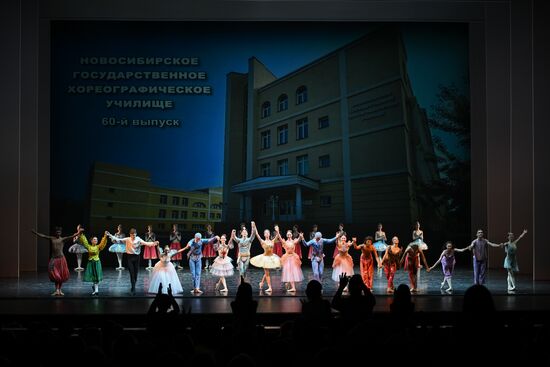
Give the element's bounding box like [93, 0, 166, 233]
[275, 228, 304, 293]
[332, 234, 355, 291]
[353, 236, 381, 291]
[202, 224, 217, 270]
[211, 231, 234, 293]
[332, 223, 346, 259]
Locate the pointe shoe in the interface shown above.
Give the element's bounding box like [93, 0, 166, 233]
[440, 282, 445, 290]
[287, 288, 296, 293]
[220, 288, 228, 293]
[386, 288, 394, 294]
[411, 288, 417, 293]
[58, 290, 65, 296]
[446, 288, 453, 293]
[196, 289, 203, 294]
[265, 287, 272, 293]
[51, 291, 59, 296]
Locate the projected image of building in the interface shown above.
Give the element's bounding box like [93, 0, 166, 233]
[223, 27, 439, 226]
[89, 162, 222, 234]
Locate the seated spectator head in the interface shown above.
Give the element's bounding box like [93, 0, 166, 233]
[305, 280, 323, 300]
[463, 284, 495, 314]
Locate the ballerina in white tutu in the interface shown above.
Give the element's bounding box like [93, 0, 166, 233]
[148, 244, 185, 295]
[68, 232, 87, 272]
[210, 231, 235, 293]
[250, 221, 281, 293]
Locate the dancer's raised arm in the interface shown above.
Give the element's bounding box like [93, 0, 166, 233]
[31, 229, 52, 240]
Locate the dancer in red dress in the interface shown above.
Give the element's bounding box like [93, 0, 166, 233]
[202, 224, 217, 270]
[169, 224, 183, 270]
[400, 242, 429, 293]
[143, 224, 157, 270]
[273, 224, 284, 257]
[381, 236, 402, 293]
[353, 236, 381, 291]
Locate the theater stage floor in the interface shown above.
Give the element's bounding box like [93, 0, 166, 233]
[1, 267, 549, 315]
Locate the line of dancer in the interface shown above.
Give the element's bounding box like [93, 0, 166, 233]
[32, 220, 528, 296]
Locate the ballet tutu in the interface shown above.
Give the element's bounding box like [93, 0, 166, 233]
[410, 238, 428, 250]
[250, 253, 281, 269]
[210, 256, 234, 277]
[504, 255, 519, 272]
[331, 253, 354, 281]
[83, 260, 103, 283]
[202, 242, 216, 258]
[169, 242, 182, 260]
[108, 243, 126, 253]
[48, 256, 70, 284]
[280, 253, 304, 282]
[148, 261, 183, 294]
[143, 245, 157, 260]
[373, 240, 388, 252]
[68, 243, 88, 254]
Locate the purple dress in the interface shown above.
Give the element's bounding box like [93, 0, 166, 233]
[441, 252, 456, 277]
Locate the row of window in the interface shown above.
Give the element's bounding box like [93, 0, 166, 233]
[101, 219, 207, 232]
[260, 154, 330, 177]
[260, 116, 329, 150]
[261, 86, 308, 118]
[261, 195, 332, 216]
[106, 189, 221, 209]
[158, 209, 221, 220]
[105, 201, 221, 211]
[156, 223, 206, 231]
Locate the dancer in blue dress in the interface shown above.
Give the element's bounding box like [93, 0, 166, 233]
[502, 229, 527, 292]
[108, 224, 126, 270]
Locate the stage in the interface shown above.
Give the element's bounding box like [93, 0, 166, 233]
[1, 267, 550, 317]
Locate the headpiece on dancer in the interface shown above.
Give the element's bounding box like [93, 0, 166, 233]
[315, 232, 322, 239]
[195, 232, 202, 239]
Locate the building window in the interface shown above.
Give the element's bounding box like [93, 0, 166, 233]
[260, 162, 271, 177]
[320, 195, 332, 207]
[210, 203, 221, 210]
[200, 212, 206, 219]
[108, 188, 115, 193]
[296, 118, 308, 140]
[157, 223, 165, 230]
[181, 211, 188, 219]
[216, 213, 221, 219]
[277, 124, 288, 145]
[319, 154, 331, 168]
[192, 211, 198, 218]
[277, 94, 288, 111]
[159, 195, 167, 204]
[296, 155, 309, 175]
[210, 213, 215, 219]
[296, 85, 308, 104]
[277, 159, 289, 176]
[171, 210, 179, 219]
[318, 116, 329, 129]
[261, 130, 271, 150]
[280, 200, 295, 215]
[192, 224, 205, 231]
[158, 209, 166, 218]
[182, 197, 189, 206]
[107, 202, 114, 208]
[172, 196, 180, 205]
[192, 202, 206, 208]
[261, 101, 271, 118]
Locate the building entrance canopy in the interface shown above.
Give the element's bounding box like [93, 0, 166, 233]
[231, 175, 319, 193]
